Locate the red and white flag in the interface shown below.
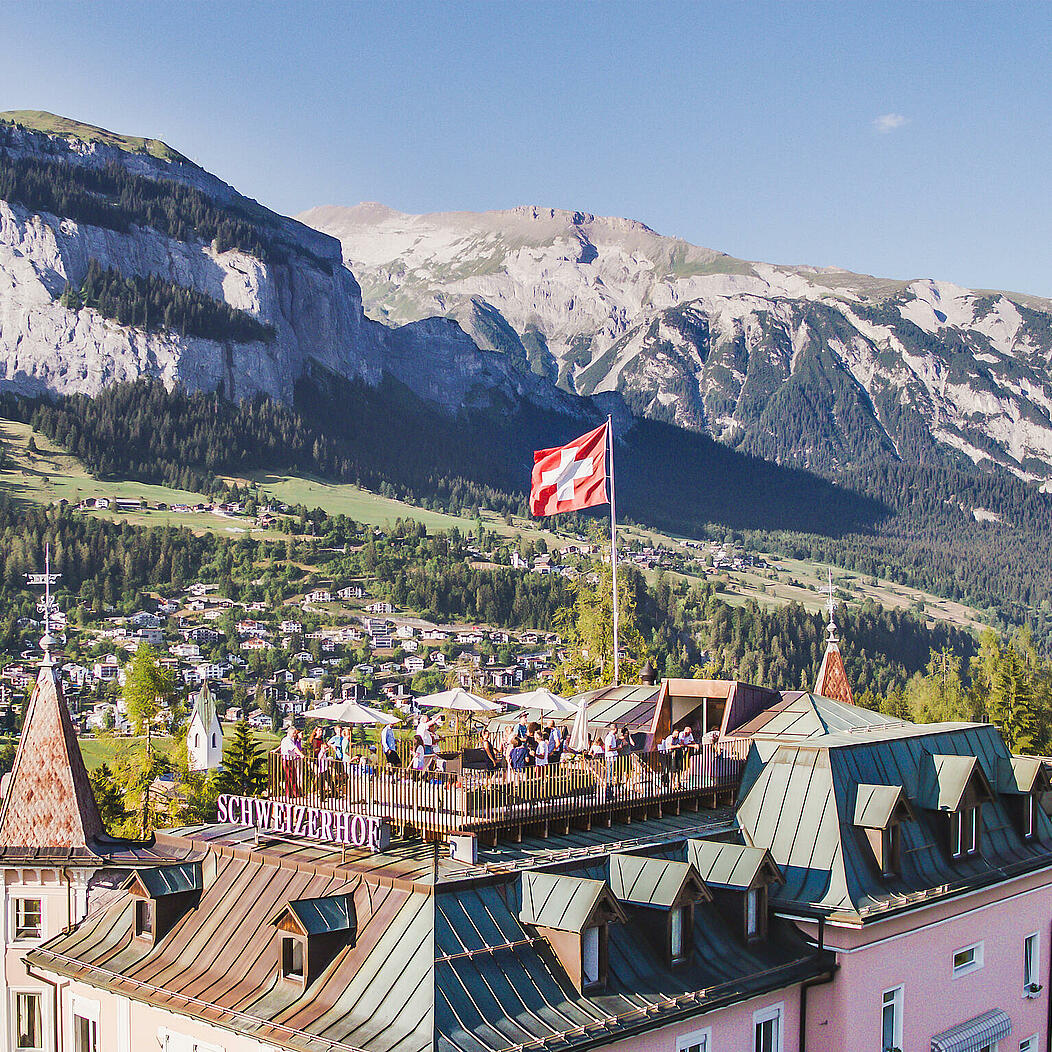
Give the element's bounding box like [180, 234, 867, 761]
[530, 423, 609, 516]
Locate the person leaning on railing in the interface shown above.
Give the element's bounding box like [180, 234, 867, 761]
[280, 727, 305, 797]
[381, 721, 400, 767]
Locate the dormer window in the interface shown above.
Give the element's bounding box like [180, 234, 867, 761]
[281, 935, 305, 983]
[123, 862, 203, 945]
[915, 753, 993, 863]
[519, 871, 627, 993]
[134, 899, 154, 939]
[854, 784, 915, 879]
[607, 853, 709, 969]
[687, 840, 783, 948]
[997, 756, 1050, 842]
[271, 894, 357, 988]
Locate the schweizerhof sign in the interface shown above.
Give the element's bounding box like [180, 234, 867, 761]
[217, 795, 391, 853]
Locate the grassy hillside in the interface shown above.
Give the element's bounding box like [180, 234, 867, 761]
[0, 110, 189, 163]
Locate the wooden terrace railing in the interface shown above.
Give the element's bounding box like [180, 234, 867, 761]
[267, 739, 749, 843]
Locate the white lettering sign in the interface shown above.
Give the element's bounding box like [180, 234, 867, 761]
[216, 795, 390, 853]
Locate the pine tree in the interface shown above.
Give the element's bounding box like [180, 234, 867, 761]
[214, 721, 267, 796]
[88, 763, 126, 832]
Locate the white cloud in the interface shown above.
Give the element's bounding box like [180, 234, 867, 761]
[873, 113, 908, 134]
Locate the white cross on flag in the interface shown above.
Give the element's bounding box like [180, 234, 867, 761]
[530, 422, 609, 516]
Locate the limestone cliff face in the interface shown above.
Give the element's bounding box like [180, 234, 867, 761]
[0, 197, 383, 402]
[0, 119, 573, 418]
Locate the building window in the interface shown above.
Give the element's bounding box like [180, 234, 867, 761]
[1020, 1037, 1038, 1052]
[14, 899, 42, 941]
[753, 1004, 782, 1052]
[135, 899, 154, 939]
[281, 935, 304, 981]
[952, 942, 984, 976]
[74, 1012, 98, 1052]
[1024, 933, 1040, 993]
[582, 926, 600, 986]
[13, 991, 43, 1051]
[881, 986, 903, 1051]
[676, 1027, 711, 1052]
[670, 906, 685, 963]
[951, 806, 980, 858]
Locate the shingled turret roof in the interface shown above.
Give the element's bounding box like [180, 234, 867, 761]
[0, 660, 104, 850]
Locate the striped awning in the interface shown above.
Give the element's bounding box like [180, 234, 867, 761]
[931, 1008, 1011, 1052]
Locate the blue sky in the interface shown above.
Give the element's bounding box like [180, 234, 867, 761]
[3, 1, 1049, 295]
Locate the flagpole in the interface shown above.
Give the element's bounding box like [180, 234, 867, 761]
[607, 415, 620, 686]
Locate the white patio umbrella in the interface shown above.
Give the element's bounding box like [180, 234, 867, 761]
[568, 693, 590, 752]
[500, 687, 577, 718]
[303, 699, 399, 725]
[417, 688, 502, 713]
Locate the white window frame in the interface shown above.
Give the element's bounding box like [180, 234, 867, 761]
[753, 1002, 783, 1052]
[676, 1027, 711, 1052]
[71, 993, 100, 1052]
[10, 896, 44, 943]
[1020, 1036, 1038, 1052]
[1023, 932, 1040, 992]
[1024, 795, 1036, 839]
[881, 984, 903, 1051]
[952, 941, 984, 977]
[10, 987, 50, 1052]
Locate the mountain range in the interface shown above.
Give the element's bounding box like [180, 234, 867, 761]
[4, 111, 1052, 640]
[299, 202, 1052, 484]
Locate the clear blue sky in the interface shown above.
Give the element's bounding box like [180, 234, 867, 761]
[4, 1, 1049, 295]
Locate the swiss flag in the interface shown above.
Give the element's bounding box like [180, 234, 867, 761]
[530, 423, 609, 516]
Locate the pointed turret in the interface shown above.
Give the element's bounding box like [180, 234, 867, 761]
[0, 660, 104, 849]
[814, 570, 854, 707]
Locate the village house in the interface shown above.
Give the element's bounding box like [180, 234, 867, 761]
[337, 584, 366, 600]
[304, 589, 332, 604]
[366, 600, 394, 615]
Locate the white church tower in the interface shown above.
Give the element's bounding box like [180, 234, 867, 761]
[187, 682, 223, 772]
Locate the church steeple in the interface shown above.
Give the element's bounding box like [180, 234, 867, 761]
[0, 548, 104, 850]
[814, 569, 854, 706]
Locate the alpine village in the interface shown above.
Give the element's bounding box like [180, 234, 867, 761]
[2, 62, 1052, 1052]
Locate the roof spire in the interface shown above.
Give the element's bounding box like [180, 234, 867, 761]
[813, 569, 854, 706]
[0, 546, 104, 850]
[27, 543, 61, 664]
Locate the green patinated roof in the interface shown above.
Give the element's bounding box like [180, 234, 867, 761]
[853, 784, 911, 829]
[731, 691, 905, 741]
[736, 723, 1052, 920]
[608, 853, 708, 909]
[519, 871, 622, 933]
[686, 840, 780, 891]
[128, 862, 202, 897]
[278, 894, 357, 936]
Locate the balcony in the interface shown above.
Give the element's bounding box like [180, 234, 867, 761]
[267, 738, 748, 845]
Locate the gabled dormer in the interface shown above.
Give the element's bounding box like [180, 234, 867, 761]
[124, 862, 203, 945]
[997, 756, 1051, 842]
[271, 894, 357, 988]
[686, 840, 783, 944]
[916, 753, 994, 861]
[609, 853, 711, 966]
[853, 784, 916, 878]
[519, 872, 627, 992]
